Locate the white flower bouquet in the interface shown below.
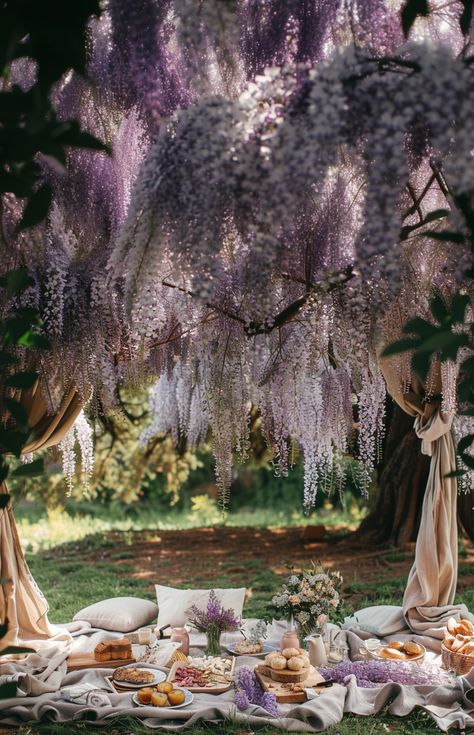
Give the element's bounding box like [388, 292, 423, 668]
[271, 561, 343, 638]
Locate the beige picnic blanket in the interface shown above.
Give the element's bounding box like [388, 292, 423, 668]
[1, 624, 474, 731]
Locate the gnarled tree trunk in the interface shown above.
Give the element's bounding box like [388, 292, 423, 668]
[355, 401, 473, 546]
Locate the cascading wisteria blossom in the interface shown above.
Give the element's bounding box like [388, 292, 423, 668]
[1, 1, 472, 499]
[58, 410, 94, 494]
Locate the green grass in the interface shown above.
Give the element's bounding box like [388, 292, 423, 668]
[14, 502, 362, 554]
[8, 709, 458, 735]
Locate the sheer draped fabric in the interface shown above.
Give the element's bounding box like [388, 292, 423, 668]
[0, 384, 81, 647]
[380, 361, 471, 636]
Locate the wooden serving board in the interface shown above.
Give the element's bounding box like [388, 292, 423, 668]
[255, 664, 325, 704]
[257, 663, 311, 683]
[167, 657, 235, 693]
[67, 652, 135, 671]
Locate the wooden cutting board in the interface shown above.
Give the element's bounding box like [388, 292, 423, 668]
[167, 658, 235, 693]
[255, 664, 325, 703]
[67, 652, 135, 671]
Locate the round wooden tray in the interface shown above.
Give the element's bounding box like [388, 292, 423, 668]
[258, 663, 311, 684]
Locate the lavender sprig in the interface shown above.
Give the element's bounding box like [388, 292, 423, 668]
[187, 590, 241, 634]
[318, 660, 453, 689]
[234, 666, 280, 718]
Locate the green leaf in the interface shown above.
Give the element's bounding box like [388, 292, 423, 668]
[430, 294, 448, 324]
[403, 317, 437, 339]
[0, 351, 18, 368]
[0, 267, 34, 298]
[0, 430, 27, 457]
[451, 292, 469, 323]
[0, 463, 9, 484]
[18, 184, 52, 230]
[5, 371, 38, 389]
[460, 0, 473, 35]
[460, 452, 474, 470]
[419, 331, 468, 354]
[0, 493, 11, 509]
[458, 434, 474, 454]
[12, 459, 44, 477]
[381, 338, 419, 357]
[16, 332, 50, 350]
[411, 350, 431, 384]
[445, 469, 466, 478]
[401, 0, 429, 37]
[3, 397, 28, 428]
[0, 682, 17, 699]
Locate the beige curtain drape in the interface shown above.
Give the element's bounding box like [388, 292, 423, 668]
[0, 384, 82, 647]
[381, 361, 471, 637]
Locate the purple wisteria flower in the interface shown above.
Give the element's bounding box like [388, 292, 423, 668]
[234, 666, 280, 717]
[187, 590, 241, 633]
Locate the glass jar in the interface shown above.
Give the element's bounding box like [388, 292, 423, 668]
[171, 626, 190, 656]
[205, 623, 222, 657]
[280, 628, 301, 650]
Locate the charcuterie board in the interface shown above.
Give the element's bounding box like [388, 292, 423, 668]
[255, 663, 325, 703]
[167, 657, 235, 693]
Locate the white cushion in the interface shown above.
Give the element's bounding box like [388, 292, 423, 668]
[73, 596, 158, 632]
[155, 585, 246, 629]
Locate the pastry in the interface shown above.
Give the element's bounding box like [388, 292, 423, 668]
[151, 691, 168, 707]
[157, 682, 174, 694]
[113, 667, 154, 684]
[234, 640, 263, 654]
[168, 688, 186, 705]
[450, 635, 470, 652]
[379, 647, 406, 660]
[137, 687, 154, 704]
[457, 619, 474, 636]
[404, 641, 423, 656]
[459, 641, 474, 656]
[270, 655, 287, 670]
[282, 647, 300, 660]
[94, 637, 132, 662]
[447, 617, 458, 636]
[387, 641, 404, 651]
[265, 652, 280, 666]
[287, 655, 306, 671]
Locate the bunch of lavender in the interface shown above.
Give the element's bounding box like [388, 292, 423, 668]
[187, 590, 241, 634]
[234, 666, 280, 718]
[318, 660, 453, 689]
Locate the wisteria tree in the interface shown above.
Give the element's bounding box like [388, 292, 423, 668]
[0, 1, 472, 523]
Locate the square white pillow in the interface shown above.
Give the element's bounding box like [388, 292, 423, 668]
[155, 585, 246, 629]
[73, 596, 158, 632]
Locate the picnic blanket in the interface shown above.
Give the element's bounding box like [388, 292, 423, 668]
[2, 620, 474, 732]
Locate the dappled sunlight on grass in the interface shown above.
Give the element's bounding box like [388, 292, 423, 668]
[15, 503, 364, 553]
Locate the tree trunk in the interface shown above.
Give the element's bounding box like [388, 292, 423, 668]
[355, 402, 430, 546]
[356, 401, 474, 546]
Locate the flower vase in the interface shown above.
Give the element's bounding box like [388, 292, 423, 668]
[205, 623, 222, 656]
[298, 621, 328, 651]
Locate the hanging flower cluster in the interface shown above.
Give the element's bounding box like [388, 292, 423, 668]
[0, 2, 471, 500]
[58, 411, 94, 494]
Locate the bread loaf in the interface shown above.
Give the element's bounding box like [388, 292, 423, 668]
[94, 637, 132, 662]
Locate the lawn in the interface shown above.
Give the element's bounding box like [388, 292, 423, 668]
[2, 507, 473, 734]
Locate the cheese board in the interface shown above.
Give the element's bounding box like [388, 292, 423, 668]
[167, 656, 235, 693]
[66, 652, 135, 671]
[255, 663, 326, 704]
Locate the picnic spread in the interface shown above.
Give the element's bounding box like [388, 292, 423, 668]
[1, 613, 474, 731]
